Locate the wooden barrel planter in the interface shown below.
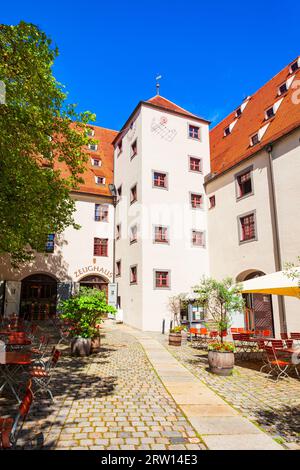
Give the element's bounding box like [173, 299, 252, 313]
[169, 332, 182, 346]
[208, 350, 234, 376]
[71, 337, 92, 356]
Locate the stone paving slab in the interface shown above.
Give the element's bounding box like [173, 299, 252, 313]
[204, 433, 283, 450]
[123, 324, 283, 451]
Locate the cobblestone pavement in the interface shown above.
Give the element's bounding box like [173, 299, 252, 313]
[0, 324, 205, 450]
[150, 333, 300, 446]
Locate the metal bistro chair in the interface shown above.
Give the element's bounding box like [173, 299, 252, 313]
[0, 381, 34, 449]
[261, 345, 294, 381]
[29, 348, 61, 401]
[29, 334, 50, 360]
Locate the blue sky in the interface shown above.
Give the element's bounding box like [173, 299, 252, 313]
[2, 0, 300, 130]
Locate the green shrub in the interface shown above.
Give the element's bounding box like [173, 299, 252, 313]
[59, 287, 116, 339]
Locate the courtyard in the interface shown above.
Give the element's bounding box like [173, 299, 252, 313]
[1, 320, 299, 450]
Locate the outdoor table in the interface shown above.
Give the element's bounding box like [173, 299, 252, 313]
[0, 329, 26, 336]
[0, 352, 32, 403]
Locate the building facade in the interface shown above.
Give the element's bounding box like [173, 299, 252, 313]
[206, 57, 300, 336]
[1, 57, 300, 333]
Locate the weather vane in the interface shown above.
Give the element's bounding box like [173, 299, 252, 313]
[156, 74, 162, 95]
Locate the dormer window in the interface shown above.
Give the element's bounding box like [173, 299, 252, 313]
[88, 143, 98, 151]
[224, 126, 231, 136]
[95, 176, 106, 185]
[250, 133, 259, 146]
[92, 158, 101, 167]
[278, 82, 288, 95]
[235, 107, 242, 118]
[290, 60, 299, 73]
[265, 106, 275, 120]
[87, 127, 95, 137]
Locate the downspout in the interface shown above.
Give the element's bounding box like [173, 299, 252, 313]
[265, 144, 287, 333]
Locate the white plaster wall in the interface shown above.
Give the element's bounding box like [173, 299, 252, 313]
[114, 111, 143, 329]
[271, 129, 300, 332]
[140, 106, 210, 331]
[0, 194, 114, 285]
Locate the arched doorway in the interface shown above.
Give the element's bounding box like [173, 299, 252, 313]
[79, 274, 108, 298]
[20, 273, 57, 320]
[238, 270, 274, 335]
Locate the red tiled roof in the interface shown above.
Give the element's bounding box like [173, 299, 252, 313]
[56, 125, 117, 197]
[147, 95, 200, 119]
[209, 58, 300, 178]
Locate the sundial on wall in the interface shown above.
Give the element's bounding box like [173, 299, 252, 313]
[151, 115, 177, 142]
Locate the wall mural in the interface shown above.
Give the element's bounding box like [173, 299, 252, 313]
[151, 115, 177, 142]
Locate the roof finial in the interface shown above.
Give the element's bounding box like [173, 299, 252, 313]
[156, 74, 162, 95]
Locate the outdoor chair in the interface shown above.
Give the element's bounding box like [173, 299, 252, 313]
[290, 333, 300, 343]
[262, 330, 272, 337]
[269, 339, 284, 349]
[239, 334, 257, 360]
[29, 348, 61, 401]
[285, 339, 294, 349]
[280, 333, 289, 340]
[230, 328, 238, 333]
[261, 345, 296, 381]
[29, 335, 50, 359]
[0, 381, 33, 449]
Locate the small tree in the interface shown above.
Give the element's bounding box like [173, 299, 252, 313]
[193, 277, 245, 343]
[59, 288, 116, 339]
[168, 293, 188, 327]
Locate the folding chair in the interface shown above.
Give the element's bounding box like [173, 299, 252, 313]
[0, 381, 33, 449]
[29, 335, 50, 359]
[280, 333, 289, 340]
[261, 346, 294, 381]
[29, 348, 61, 401]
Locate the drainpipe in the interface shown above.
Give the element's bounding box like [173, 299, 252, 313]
[265, 144, 287, 333]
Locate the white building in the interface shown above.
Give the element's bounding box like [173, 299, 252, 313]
[113, 95, 210, 331]
[1, 57, 300, 334]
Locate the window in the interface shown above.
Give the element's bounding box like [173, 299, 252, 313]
[130, 265, 137, 284]
[116, 224, 121, 240]
[190, 193, 203, 209]
[45, 234, 55, 253]
[92, 158, 101, 167]
[93, 238, 108, 256]
[235, 107, 242, 118]
[251, 133, 259, 146]
[94, 204, 109, 222]
[154, 270, 170, 289]
[224, 126, 231, 136]
[291, 60, 299, 73]
[188, 125, 200, 140]
[116, 260, 121, 277]
[95, 176, 106, 185]
[192, 230, 205, 247]
[117, 140, 123, 156]
[130, 225, 138, 244]
[153, 171, 168, 189]
[130, 184, 137, 204]
[278, 82, 288, 95]
[131, 139, 137, 159]
[236, 169, 253, 198]
[189, 156, 202, 173]
[87, 127, 95, 137]
[88, 143, 98, 151]
[239, 213, 256, 242]
[265, 106, 275, 120]
[209, 195, 216, 209]
[154, 226, 168, 244]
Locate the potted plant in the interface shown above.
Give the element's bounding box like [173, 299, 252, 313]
[194, 277, 244, 376]
[169, 325, 185, 346]
[59, 287, 116, 356]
